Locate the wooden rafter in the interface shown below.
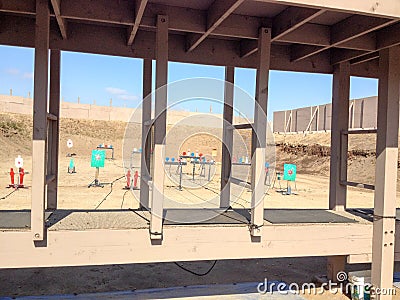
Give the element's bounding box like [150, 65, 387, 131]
[127, 0, 148, 46]
[291, 15, 396, 62]
[50, 0, 67, 39]
[186, 0, 245, 52]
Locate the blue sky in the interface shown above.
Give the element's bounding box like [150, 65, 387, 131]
[0, 45, 378, 118]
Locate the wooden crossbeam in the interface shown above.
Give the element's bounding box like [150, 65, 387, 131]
[50, 0, 67, 39]
[186, 0, 245, 52]
[292, 15, 395, 62]
[127, 0, 148, 46]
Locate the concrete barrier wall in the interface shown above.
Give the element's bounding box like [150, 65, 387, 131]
[273, 96, 378, 133]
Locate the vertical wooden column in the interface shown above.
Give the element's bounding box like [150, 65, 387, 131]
[31, 0, 50, 242]
[327, 62, 350, 281]
[371, 46, 400, 299]
[220, 66, 234, 208]
[140, 59, 153, 209]
[329, 61, 350, 211]
[250, 27, 271, 237]
[150, 15, 168, 239]
[47, 50, 61, 210]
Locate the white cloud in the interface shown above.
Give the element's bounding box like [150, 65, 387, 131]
[106, 86, 139, 102]
[105, 87, 128, 95]
[22, 72, 33, 79]
[118, 94, 139, 101]
[5, 68, 20, 76]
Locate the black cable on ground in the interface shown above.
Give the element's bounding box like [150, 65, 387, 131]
[94, 176, 125, 210]
[0, 188, 18, 200]
[173, 260, 217, 277]
[120, 190, 129, 209]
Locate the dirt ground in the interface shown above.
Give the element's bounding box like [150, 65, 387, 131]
[0, 112, 399, 299]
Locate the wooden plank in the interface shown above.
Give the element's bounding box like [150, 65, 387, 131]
[31, 0, 50, 242]
[251, 28, 271, 237]
[0, 222, 373, 269]
[47, 50, 61, 210]
[50, 0, 67, 39]
[371, 46, 400, 298]
[233, 123, 253, 130]
[140, 59, 152, 209]
[127, 0, 148, 46]
[342, 129, 377, 134]
[329, 62, 350, 211]
[150, 15, 168, 239]
[220, 66, 234, 208]
[340, 181, 375, 190]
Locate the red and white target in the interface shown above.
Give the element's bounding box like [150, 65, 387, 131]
[67, 139, 73, 149]
[15, 155, 23, 168]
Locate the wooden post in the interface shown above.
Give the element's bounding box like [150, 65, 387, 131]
[220, 66, 234, 208]
[327, 62, 350, 281]
[140, 59, 152, 209]
[371, 46, 400, 300]
[31, 0, 49, 242]
[329, 61, 350, 211]
[250, 27, 271, 237]
[47, 50, 61, 210]
[150, 15, 168, 240]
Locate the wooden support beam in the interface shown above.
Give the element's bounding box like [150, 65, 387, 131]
[371, 46, 400, 299]
[329, 61, 350, 211]
[31, 0, 50, 242]
[291, 15, 395, 62]
[140, 59, 152, 209]
[272, 7, 324, 41]
[186, 0, 245, 52]
[127, 0, 148, 46]
[46, 50, 61, 210]
[330, 48, 369, 65]
[251, 28, 271, 237]
[150, 15, 168, 240]
[350, 51, 380, 65]
[50, 0, 67, 39]
[0, 15, 381, 78]
[220, 66, 235, 208]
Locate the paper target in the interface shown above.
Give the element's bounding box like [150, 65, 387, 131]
[67, 139, 73, 148]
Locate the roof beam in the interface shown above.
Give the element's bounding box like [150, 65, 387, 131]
[50, 0, 67, 39]
[350, 51, 379, 65]
[377, 22, 400, 49]
[256, 0, 400, 19]
[291, 15, 395, 62]
[0, 14, 379, 77]
[330, 48, 368, 65]
[127, 0, 148, 46]
[272, 7, 324, 41]
[186, 0, 245, 52]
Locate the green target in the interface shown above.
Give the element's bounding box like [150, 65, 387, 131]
[91, 150, 106, 168]
[283, 164, 297, 181]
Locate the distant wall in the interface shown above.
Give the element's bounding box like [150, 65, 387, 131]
[273, 96, 378, 133]
[0, 95, 250, 125]
[0, 94, 138, 122]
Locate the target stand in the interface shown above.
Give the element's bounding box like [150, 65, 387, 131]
[88, 150, 106, 188]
